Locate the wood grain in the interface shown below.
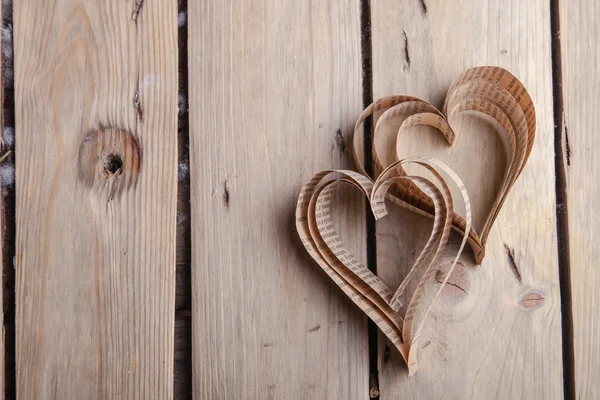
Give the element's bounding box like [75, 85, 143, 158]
[13, 0, 178, 398]
[370, 1, 563, 398]
[188, 1, 369, 398]
[560, 1, 600, 397]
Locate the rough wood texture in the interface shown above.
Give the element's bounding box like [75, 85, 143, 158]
[188, 1, 368, 398]
[560, 1, 599, 397]
[371, 1, 563, 398]
[13, 0, 178, 398]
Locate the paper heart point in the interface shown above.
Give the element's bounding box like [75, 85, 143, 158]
[296, 66, 535, 375]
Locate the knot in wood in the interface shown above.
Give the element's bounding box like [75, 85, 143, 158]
[78, 127, 141, 200]
[520, 290, 545, 310]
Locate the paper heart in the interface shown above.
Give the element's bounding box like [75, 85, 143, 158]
[296, 158, 471, 376]
[296, 66, 535, 375]
[353, 66, 535, 263]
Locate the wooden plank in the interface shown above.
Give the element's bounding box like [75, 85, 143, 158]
[13, 0, 178, 398]
[370, 1, 563, 398]
[560, 1, 600, 398]
[188, 1, 368, 398]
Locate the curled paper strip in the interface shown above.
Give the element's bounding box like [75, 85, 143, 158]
[296, 66, 535, 375]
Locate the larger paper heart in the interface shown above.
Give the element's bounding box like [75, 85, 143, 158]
[296, 66, 535, 375]
[353, 66, 535, 263]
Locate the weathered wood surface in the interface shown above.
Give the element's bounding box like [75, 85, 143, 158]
[8, 0, 595, 398]
[370, 1, 563, 398]
[13, 0, 178, 398]
[560, 1, 600, 398]
[188, 0, 369, 398]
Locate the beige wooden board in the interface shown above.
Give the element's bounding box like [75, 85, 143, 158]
[560, 1, 600, 397]
[371, 1, 563, 398]
[188, 1, 368, 398]
[13, 0, 178, 398]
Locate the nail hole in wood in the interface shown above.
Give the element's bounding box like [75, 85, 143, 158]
[103, 153, 123, 175]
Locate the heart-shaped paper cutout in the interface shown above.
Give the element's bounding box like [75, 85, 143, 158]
[296, 158, 471, 376]
[353, 66, 535, 263]
[296, 66, 535, 375]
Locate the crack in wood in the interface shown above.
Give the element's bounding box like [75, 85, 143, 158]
[564, 118, 571, 166]
[223, 180, 230, 208]
[382, 344, 391, 364]
[335, 129, 345, 152]
[435, 277, 467, 294]
[132, 0, 144, 23]
[308, 324, 321, 333]
[402, 30, 410, 72]
[435, 270, 468, 294]
[504, 243, 522, 283]
[133, 88, 143, 121]
[418, 0, 428, 15]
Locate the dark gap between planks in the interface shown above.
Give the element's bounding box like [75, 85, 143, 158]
[360, 1, 380, 398]
[550, 0, 576, 399]
[3, 0, 15, 397]
[175, 0, 193, 398]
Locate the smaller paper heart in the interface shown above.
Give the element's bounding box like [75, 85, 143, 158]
[296, 157, 471, 375]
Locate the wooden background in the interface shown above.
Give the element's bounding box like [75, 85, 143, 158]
[0, 0, 594, 398]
